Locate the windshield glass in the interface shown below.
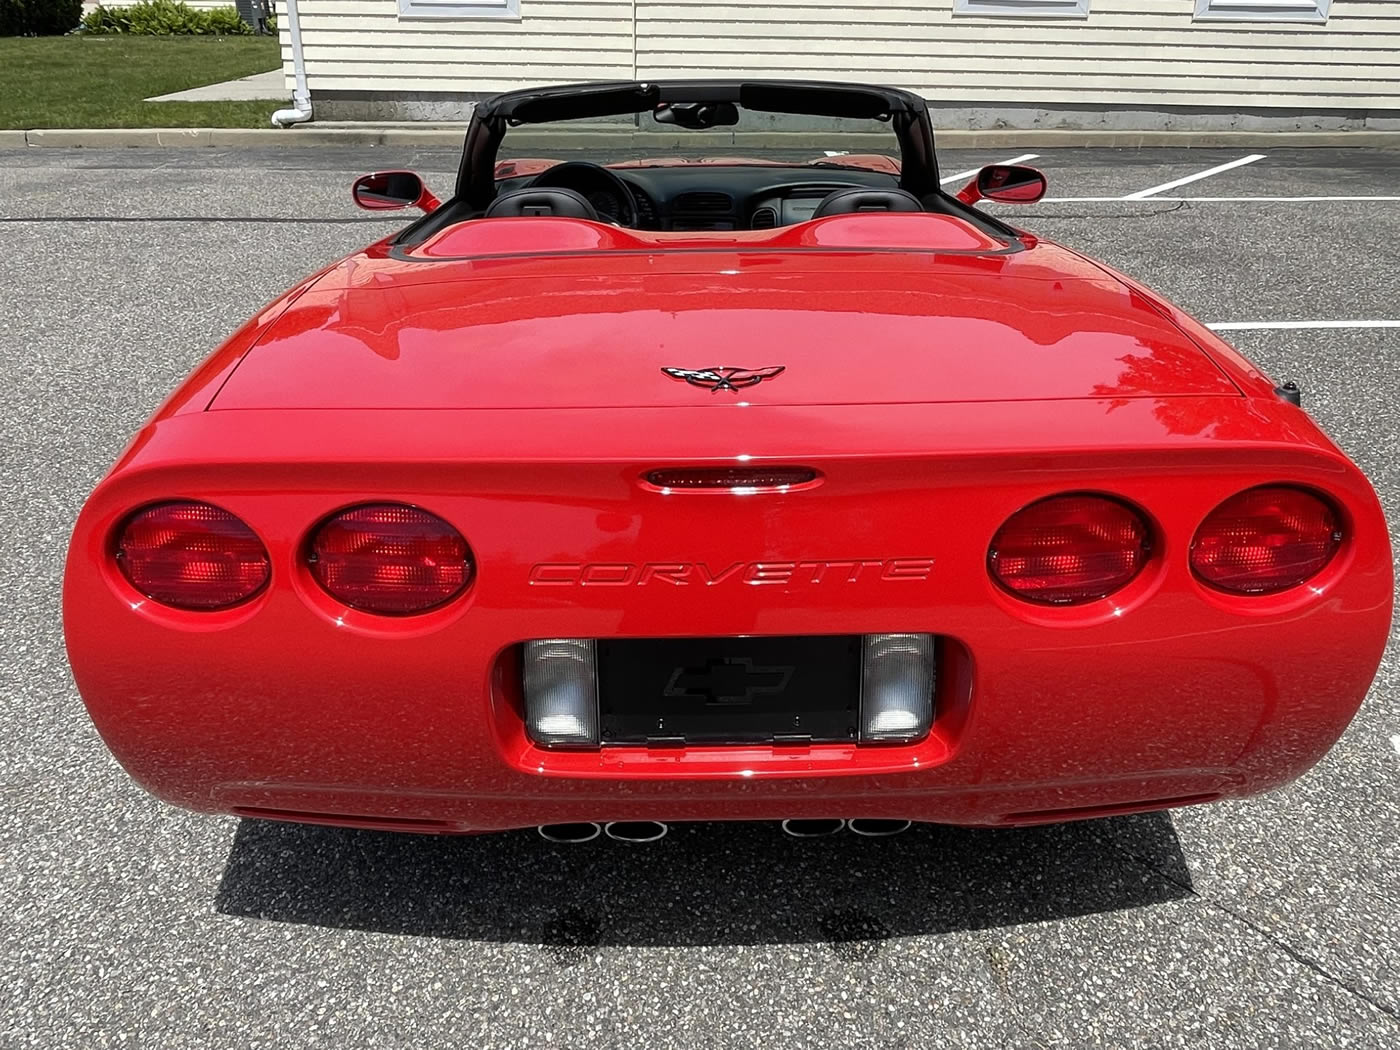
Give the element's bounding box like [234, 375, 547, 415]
[497, 107, 902, 176]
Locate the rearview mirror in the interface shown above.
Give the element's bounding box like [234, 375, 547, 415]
[351, 170, 441, 213]
[956, 164, 1047, 206]
[652, 102, 740, 130]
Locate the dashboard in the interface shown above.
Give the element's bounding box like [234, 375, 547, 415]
[495, 163, 904, 231]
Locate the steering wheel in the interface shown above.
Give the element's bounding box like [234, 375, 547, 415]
[529, 161, 638, 228]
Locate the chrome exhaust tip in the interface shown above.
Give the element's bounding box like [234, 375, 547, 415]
[780, 818, 847, 838]
[537, 821, 602, 844]
[603, 820, 669, 843]
[848, 818, 912, 838]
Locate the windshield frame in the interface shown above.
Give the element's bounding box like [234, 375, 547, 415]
[454, 80, 940, 209]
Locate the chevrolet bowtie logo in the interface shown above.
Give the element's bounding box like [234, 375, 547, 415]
[663, 658, 795, 705]
[661, 365, 786, 393]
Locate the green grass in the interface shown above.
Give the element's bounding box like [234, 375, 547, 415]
[0, 36, 282, 129]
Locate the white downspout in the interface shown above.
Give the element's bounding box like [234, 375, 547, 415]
[271, 0, 312, 127]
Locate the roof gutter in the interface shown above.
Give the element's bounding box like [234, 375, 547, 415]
[271, 0, 312, 127]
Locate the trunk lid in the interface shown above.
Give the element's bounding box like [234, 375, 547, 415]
[211, 247, 1240, 411]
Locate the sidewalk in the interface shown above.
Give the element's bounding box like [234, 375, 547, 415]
[146, 69, 286, 103]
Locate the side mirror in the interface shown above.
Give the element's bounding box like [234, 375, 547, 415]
[351, 170, 441, 214]
[956, 164, 1047, 206]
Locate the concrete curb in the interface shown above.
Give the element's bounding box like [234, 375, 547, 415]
[19, 127, 464, 147]
[5, 126, 1400, 149]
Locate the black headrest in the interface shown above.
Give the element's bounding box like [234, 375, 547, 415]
[484, 186, 599, 221]
[812, 187, 923, 218]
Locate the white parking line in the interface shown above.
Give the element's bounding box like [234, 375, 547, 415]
[1122, 154, 1267, 200]
[940, 154, 1040, 186]
[1391, 734, 1400, 756]
[1175, 195, 1400, 203]
[1207, 320, 1400, 331]
[1038, 195, 1400, 203]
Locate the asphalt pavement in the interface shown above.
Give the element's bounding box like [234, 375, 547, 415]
[0, 144, 1397, 1049]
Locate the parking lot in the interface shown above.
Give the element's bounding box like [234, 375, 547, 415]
[1, 143, 1397, 1048]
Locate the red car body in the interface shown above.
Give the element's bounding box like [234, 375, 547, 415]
[64, 82, 1391, 836]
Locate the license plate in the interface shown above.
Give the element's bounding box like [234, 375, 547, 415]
[596, 635, 861, 745]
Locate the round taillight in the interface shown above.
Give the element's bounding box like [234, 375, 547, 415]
[309, 503, 473, 615]
[989, 494, 1152, 605]
[1190, 486, 1342, 595]
[116, 501, 270, 610]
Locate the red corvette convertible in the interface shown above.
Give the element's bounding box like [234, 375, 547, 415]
[65, 81, 1391, 843]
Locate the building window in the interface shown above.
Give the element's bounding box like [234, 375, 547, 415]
[1193, 0, 1331, 22]
[953, 0, 1090, 16]
[398, 0, 520, 19]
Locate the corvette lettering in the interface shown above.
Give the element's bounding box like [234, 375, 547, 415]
[528, 558, 935, 586]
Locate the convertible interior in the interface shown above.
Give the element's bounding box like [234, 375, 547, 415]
[367, 81, 1046, 248]
[486, 162, 920, 231]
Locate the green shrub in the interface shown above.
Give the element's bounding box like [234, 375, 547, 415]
[203, 6, 248, 34]
[79, 4, 125, 31]
[81, 1, 253, 35]
[0, 0, 84, 35]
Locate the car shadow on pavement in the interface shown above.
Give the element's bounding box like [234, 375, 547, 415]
[214, 813, 1192, 952]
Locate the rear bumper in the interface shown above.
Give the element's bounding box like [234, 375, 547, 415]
[64, 581, 1389, 835]
[63, 404, 1393, 830]
[62, 606, 1371, 831]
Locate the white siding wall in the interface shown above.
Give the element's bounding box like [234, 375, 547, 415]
[638, 0, 1398, 108]
[283, 0, 1400, 110]
[284, 0, 634, 94]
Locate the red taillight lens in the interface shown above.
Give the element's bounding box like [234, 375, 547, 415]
[116, 501, 270, 610]
[1191, 486, 1342, 595]
[989, 494, 1152, 605]
[309, 503, 473, 615]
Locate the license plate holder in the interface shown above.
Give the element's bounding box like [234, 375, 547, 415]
[596, 635, 861, 745]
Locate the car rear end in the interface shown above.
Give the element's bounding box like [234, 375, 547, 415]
[63, 391, 1392, 833]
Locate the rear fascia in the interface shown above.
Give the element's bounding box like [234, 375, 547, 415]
[63, 398, 1393, 829]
